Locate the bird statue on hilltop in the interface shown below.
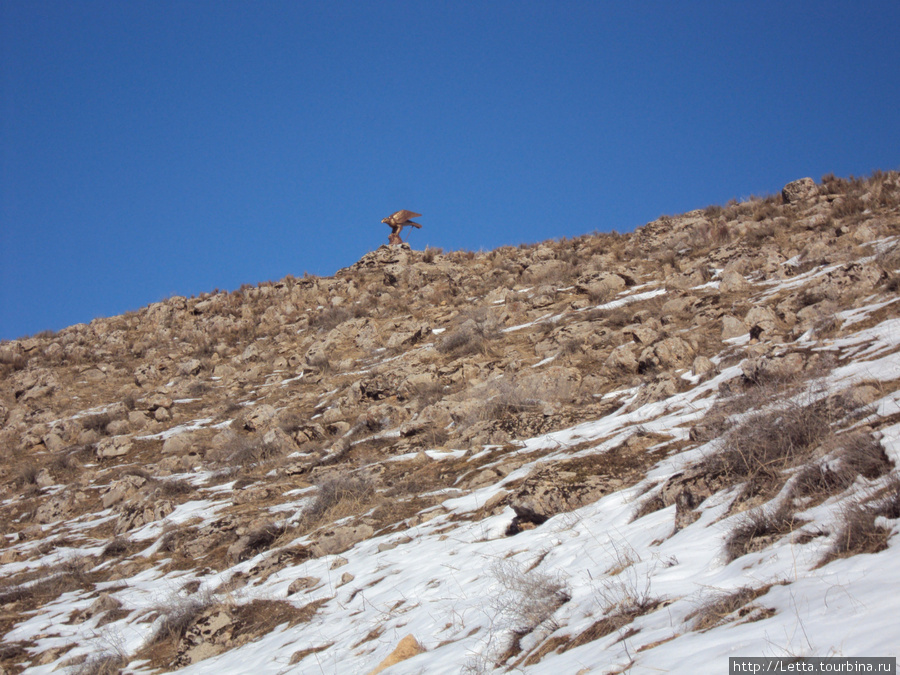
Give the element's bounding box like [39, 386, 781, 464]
[382, 210, 422, 245]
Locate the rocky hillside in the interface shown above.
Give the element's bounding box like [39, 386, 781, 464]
[2, 172, 900, 674]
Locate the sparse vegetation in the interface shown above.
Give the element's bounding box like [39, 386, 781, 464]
[1, 171, 899, 672]
[149, 589, 218, 646]
[302, 474, 376, 526]
[704, 394, 834, 504]
[687, 584, 777, 631]
[725, 505, 803, 561]
[819, 477, 900, 567]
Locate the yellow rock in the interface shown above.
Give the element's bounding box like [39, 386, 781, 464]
[367, 634, 424, 675]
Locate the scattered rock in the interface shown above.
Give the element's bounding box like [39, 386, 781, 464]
[312, 524, 375, 557]
[719, 269, 750, 293]
[287, 577, 321, 595]
[96, 435, 133, 459]
[782, 177, 817, 203]
[368, 635, 424, 675]
[240, 404, 278, 432]
[35, 492, 76, 523]
[722, 315, 749, 339]
[13, 368, 60, 402]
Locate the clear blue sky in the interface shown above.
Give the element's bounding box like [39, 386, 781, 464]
[3, 1, 899, 341]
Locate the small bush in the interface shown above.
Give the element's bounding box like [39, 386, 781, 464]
[597, 563, 655, 618]
[832, 195, 866, 218]
[0, 348, 27, 370]
[15, 463, 41, 487]
[707, 397, 832, 502]
[820, 503, 891, 566]
[837, 433, 892, 480]
[154, 478, 197, 498]
[790, 463, 849, 503]
[436, 309, 500, 357]
[306, 353, 332, 373]
[101, 537, 132, 559]
[820, 477, 900, 566]
[81, 413, 112, 434]
[561, 564, 658, 653]
[70, 650, 128, 675]
[687, 585, 773, 631]
[491, 559, 570, 634]
[407, 380, 448, 411]
[302, 475, 375, 525]
[725, 506, 801, 561]
[220, 434, 283, 467]
[422, 246, 443, 263]
[480, 378, 542, 420]
[308, 306, 352, 332]
[150, 590, 217, 645]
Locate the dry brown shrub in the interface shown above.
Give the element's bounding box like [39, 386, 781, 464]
[101, 536, 133, 559]
[0, 556, 95, 609]
[820, 503, 891, 567]
[631, 493, 666, 521]
[148, 589, 218, 646]
[406, 380, 448, 411]
[289, 642, 334, 665]
[436, 307, 500, 357]
[422, 246, 443, 263]
[14, 463, 41, 487]
[725, 506, 802, 561]
[0, 349, 27, 370]
[479, 378, 543, 421]
[232, 597, 324, 635]
[751, 198, 781, 222]
[80, 412, 112, 434]
[560, 566, 659, 653]
[70, 650, 128, 675]
[302, 474, 376, 525]
[790, 463, 850, 504]
[490, 558, 570, 643]
[819, 476, 900, 567]
[790, 432, 890, 506]
[308, 306, 353, 332]
[705, 396, 832, 503]
[832, 195, 866, 218]
[154, 478, 197, 498]
[687, 584, 775, 631]
[837, 432, 892, 480]
[745, 221, 777, 246]
[213, 434, 283, 468]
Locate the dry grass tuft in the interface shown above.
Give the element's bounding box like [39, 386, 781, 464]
[212, 434, 284, 468]
[705, 396, 833, 504]
[70, 650, 128, 675]
[819, 477, 900, 567]
[725, 506, 803, 561]
[687, 584, 776, 631]
[302, 474, 376, 526]
[491, 559, 570, 635]
[149, 590, 218, 646]
[819, 503, 891, 566]
[837, 432, 892, 480]
[436, 307, 501, 357]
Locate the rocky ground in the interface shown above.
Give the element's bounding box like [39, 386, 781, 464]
[1, 172, 900, 674]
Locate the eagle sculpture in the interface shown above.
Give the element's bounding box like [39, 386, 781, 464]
[382, 210, 422, 245]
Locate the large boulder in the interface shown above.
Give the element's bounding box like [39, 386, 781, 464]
[722, 315, 749, 339]
[95, 436, 133, 459]
[311, 524, 374, 557]
[13, 369, 60, 402]
[782, 177, 817, 203]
